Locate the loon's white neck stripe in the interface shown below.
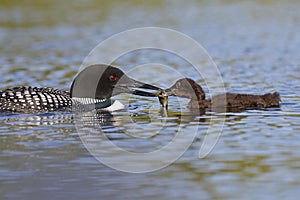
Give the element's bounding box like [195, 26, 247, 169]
[72, 97, 107, 104]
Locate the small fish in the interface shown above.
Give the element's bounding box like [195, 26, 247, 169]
[158, 90, 168, 108]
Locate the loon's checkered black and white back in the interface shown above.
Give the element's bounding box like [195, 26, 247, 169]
[0, 86, 72, 113]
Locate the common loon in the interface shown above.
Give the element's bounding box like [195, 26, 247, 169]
[164, 78, 280, 111]
[0, 64, 161, 113]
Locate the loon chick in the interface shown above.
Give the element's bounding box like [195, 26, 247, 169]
[165, 78, 280, 110]
[0, 64, 161, 113]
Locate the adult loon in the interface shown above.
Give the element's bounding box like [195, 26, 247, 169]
[164, 78, 280, 111]
[0, 64, 161, 113]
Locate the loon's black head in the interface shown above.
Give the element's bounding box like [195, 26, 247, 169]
[70, 64, 161, 100]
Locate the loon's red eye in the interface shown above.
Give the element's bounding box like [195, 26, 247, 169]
[109, 75, 117, 82]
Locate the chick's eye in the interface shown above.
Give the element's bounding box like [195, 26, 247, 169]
[109, 75, 117, 82]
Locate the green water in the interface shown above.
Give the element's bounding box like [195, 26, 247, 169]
[1, 1, 300, 199]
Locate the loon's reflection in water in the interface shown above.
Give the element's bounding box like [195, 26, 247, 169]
[71, 105, 211, 154]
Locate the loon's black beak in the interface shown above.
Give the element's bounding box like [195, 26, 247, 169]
[114, 78, 162, 97]
[131, 80, 162, 97]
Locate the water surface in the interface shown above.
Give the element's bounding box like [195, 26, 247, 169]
[1, 1, 300, 199]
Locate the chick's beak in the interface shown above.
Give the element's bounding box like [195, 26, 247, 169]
[164, 88, 176, 96]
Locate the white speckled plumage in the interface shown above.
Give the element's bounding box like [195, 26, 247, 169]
[0, 87, 72, 113]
